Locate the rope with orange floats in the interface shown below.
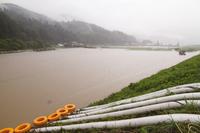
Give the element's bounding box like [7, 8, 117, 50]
[65, 104, 76, 114]
[0, 128, 14, 133]
[33, 116, 48, 127]
[14, 123, 31, 133]
[0, 103, 76, 133]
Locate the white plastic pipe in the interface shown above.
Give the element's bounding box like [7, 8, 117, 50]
[54, 100, 200, 124]
[79, 84, 200, 114]
[34, 114, 200, 132]
[68, 93, 200, 118]
[82, 83, 200, 110]
[82, 83, 200, 111]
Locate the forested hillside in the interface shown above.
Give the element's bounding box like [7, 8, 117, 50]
[0, 3, 137, 51]
[0, 11, 76, 50]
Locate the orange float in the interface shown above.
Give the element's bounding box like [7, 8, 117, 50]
[56, 108, 69, 116]
[48, 112, 61, 121]
[33, 116, 48, 126]
[14, 123, 31, 133]
[64, 104, 76, 113]
[0, 128, 14, 133]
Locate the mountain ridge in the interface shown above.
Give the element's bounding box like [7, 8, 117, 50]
[0, 3, 137, 51]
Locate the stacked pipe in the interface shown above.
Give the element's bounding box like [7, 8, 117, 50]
[34, 114, 200, 132]
[32, 83, 200, 132]
[80, 83, 200, 113]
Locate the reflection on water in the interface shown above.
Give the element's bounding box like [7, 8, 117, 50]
[0, 48, 198, 128]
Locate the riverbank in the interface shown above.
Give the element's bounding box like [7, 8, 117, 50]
[1, 44, 199, 55]
[91, 54, 200, 106]
[0, 47, 56, 54]
[0, 46, 170, 54]
[87, 54, 200, 133]
[63, 53, 200, 133]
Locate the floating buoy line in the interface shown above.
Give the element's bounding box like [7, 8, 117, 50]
[0, 104, 76, 133]
[0, 83, 200, 133]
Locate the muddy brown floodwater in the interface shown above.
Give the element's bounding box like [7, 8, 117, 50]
[0, 48, 198, 128]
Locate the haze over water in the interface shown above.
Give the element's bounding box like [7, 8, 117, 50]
[0, 48, 198, 128]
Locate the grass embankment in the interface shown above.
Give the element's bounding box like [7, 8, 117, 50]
[92, 54, 200, 106]
[56, 54, 200, 133]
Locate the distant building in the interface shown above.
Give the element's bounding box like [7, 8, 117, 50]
[62, 42, 85, 48]
[71, 41, 84, 47]
[57, 43, 64, 47]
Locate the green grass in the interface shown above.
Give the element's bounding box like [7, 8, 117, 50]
[91, 54, 200, 106]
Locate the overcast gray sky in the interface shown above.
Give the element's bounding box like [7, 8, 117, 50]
[1, 0, 200, 45]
